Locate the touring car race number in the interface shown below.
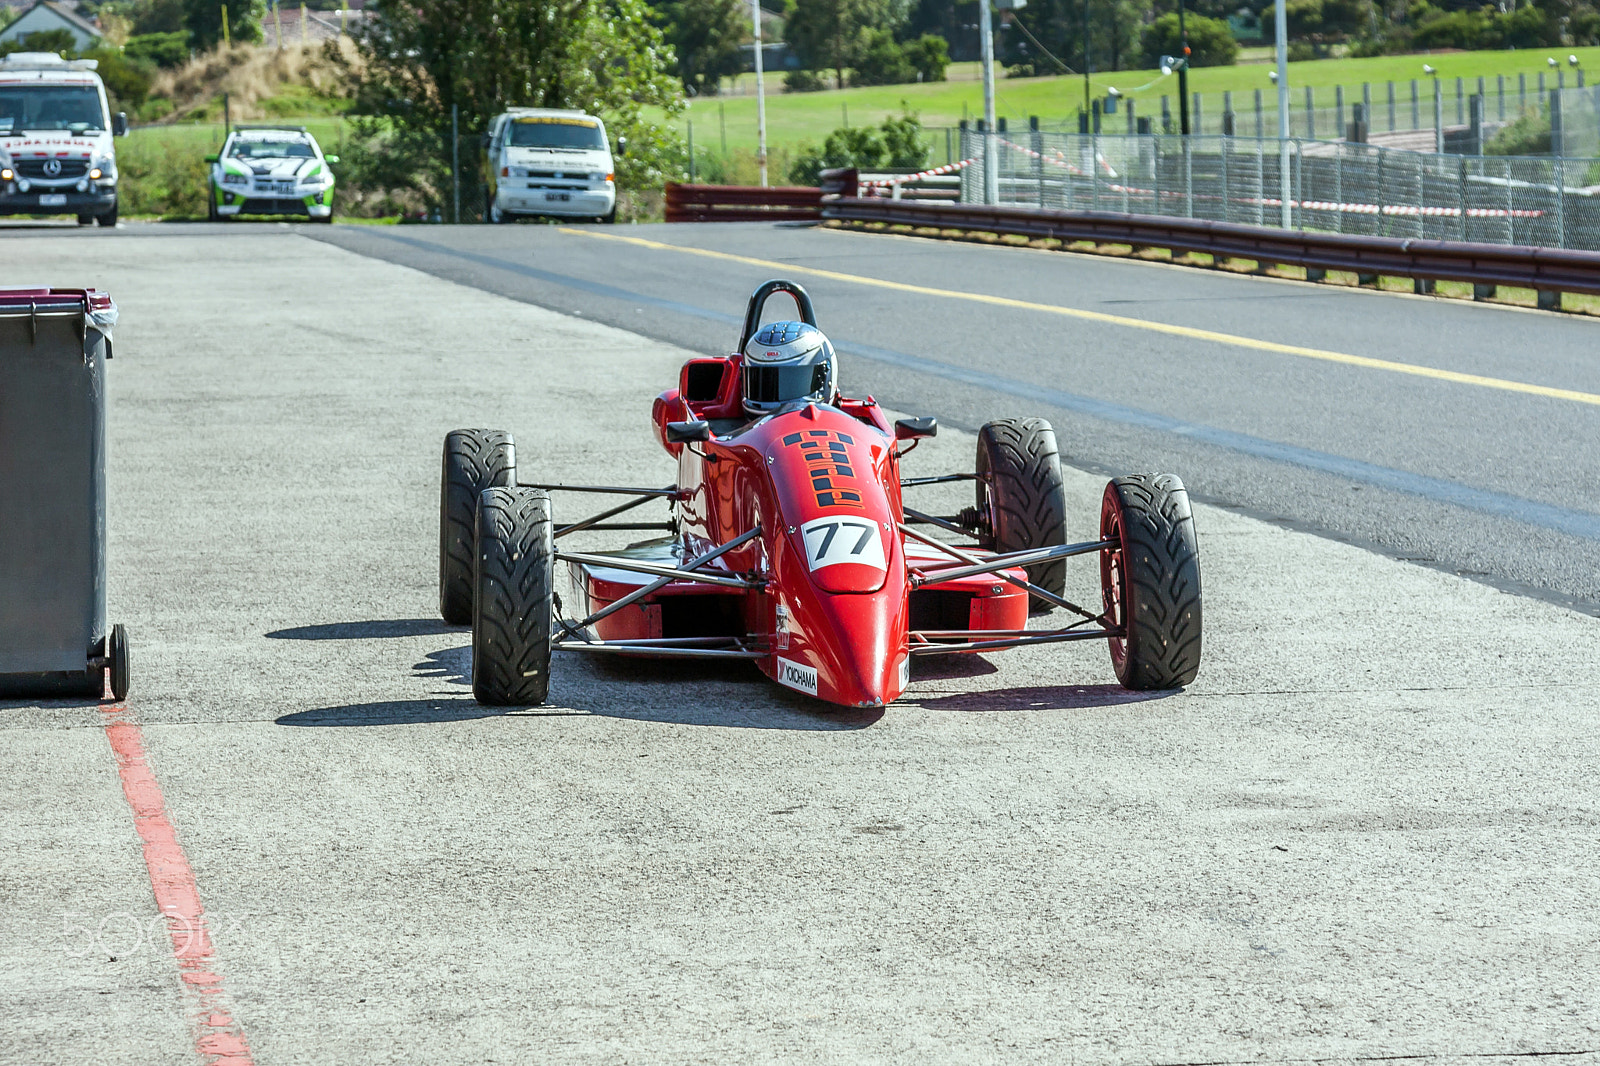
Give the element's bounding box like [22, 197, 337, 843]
[799, 516, 885, 572]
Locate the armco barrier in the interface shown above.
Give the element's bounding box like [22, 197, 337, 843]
[663, 170, 858, 223]
[821, 196, 1600, 305]
[665, 183, 823, 223]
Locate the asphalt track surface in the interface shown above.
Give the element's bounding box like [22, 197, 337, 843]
[312, 219, 1600, 616]
[1, 222, 1598, 1064]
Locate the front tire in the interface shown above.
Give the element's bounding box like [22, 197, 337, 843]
[1100, 474, 1202, 690]
[975, 418, 1068, 608]
[473, 487, 553, 706]
[96, 199, 117, 227]
[440, 429, 516, 625]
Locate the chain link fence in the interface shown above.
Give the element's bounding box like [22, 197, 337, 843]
[957, 128, 1600, 250]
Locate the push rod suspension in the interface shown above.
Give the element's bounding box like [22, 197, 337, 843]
[899, 523, 1102, 620]
[900, 474, 980, 487]
[555, 551, 762, 589]
[522, 483, 678, 497]
[555, 491, 662, 538]
[908, 627, 1123, 654]
[901, 505, 973, 538]
[912, 537, 1117, 585]
[558, 525, 763, 639]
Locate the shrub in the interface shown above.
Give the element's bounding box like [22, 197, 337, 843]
[1485, 108, 1552, 156]
[788, 112, 925, 184]
[1139, 13, 1239, 68]
[124, 32, 191, 69]
[784, 68, 825, 92]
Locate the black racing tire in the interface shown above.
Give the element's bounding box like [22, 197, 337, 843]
[472, 486, 553, 706]
[1099, 473, 1202, 690]
[108, 623, 130, 701]
[96, 200, 117, 227]
[439, 429, 516, 625]
[975, 418, 1069, 609]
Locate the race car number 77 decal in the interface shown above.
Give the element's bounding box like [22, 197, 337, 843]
[799, 516, 886, 572]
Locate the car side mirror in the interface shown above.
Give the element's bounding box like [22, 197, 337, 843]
[204, 153, 218, 163]
[324, 154, 339, 164]
[665, 420, 712, 444]
[894, 416, 938, 441]
[112, 112, 127, 137]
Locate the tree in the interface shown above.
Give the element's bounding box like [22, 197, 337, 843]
[1138, 12, 1239, 67]
[852, 27, 914, 84]
[655, 0, 747, 95]
[184, 0, 262, 49]
[783, 0, 905, 88]
[1002, 0, 1142, 74]
[902, 33, 948, 80]
[348, 0, 685, 211]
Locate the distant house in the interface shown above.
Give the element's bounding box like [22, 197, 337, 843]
[0, 1, 102, 51]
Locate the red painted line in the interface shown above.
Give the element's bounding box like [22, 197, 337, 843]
[99, 700, 254, 1066]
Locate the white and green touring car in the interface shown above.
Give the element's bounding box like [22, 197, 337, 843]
[207, 125, 336, 222]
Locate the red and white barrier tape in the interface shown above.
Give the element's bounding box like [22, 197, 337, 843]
[859, 158, 975, 188]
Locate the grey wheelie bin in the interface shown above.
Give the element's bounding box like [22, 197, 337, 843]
[0, 288, 128, 700]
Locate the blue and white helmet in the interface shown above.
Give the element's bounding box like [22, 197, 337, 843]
[741, 321, 838, 416]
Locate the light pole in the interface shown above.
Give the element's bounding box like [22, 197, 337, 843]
[1177, 0, 1190, 134]
[1273, 0, 1289, 226]
[980, 0, 998, 204]
[751, 0, 768, 187]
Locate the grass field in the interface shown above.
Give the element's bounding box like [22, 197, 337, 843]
[664, 46, 1600, 161]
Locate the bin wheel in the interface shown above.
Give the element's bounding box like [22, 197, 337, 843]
[108, 624, 130, 701]
[473, 487, 553, 706]
[1099, 474, 1202, 690]
[975, 418, 1069, 609]
[440, 428, 516, 624]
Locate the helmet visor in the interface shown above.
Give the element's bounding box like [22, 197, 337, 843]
[744, 363, 829, 407]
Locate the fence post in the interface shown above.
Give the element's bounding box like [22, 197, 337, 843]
[1183, 137, 1193, 218]
[1556, 155, 1566, 249]
[1255, 88, 1263, 137]
[1519, 73, 1527, 113]
[1458, 154, 1468, 241]
[1388, 80, 1396, 132]
[1470, 94, 1483, 155]
[1031, 115, 1044, 208]
[1336, 85, 1345, 138]
[1223, 91, 1234, 136]
[1454, 76, 1464, 125]
[1295, 138, 1304, 229]
[1334, 141, 1344, 234]
[1193, 93, 1203, 134]
[1550, 89, 1564, 158]
[1497, 74, 1505, 121]
[1305, 86, 1315, 139]
[1161, 95, 1172, 133]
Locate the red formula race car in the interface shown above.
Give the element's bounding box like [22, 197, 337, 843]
[438, 280, 1202, 709]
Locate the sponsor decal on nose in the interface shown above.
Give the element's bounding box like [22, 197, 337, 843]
[776, 655, 818, 696]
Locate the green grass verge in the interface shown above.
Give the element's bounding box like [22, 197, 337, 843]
[661, 46, 1600, 163]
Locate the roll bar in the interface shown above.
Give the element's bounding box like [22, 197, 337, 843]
[738, 280, 818, 352]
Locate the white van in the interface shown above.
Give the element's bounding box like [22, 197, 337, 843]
[0, 52, 127, 226]
[483, 108, 616, 224]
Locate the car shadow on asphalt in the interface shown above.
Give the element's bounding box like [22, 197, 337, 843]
[910, 684, 1175, 712]
[275, 641, 882, 731]
[265, 619, 459, 640]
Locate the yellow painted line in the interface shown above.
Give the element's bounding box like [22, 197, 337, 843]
[559, 226, 1600, 409]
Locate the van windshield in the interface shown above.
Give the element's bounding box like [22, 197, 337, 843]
[0, 85, 105, 133]
[506, 119, 605, 150]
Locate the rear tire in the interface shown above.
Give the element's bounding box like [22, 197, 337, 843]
[472, 487, 553, 706]
[440, 429, 516, 625]
[1099, 474, 1202, 690]
[108, 624, 130, 701]
[975, 418, 1068, 609]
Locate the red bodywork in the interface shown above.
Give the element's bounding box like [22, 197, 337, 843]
[568, 353, 1028, 709]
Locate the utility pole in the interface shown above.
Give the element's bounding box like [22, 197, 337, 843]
[451, 103, 460, 224]
[1275, 0, 1289, 226]
[980, 0, 998, 204]
[1083, 0, 1091, 116]
[1177, 0, 1190, 134]
[751, 0, 768, 187]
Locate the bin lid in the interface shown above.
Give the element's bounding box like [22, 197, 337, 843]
[0, 288, 117, 336]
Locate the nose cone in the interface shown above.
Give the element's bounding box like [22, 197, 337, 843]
[806, 586, 909, 708]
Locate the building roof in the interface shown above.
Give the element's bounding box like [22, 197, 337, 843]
[0, 1, 102, 43]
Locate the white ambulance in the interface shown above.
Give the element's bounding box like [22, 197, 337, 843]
[0, 52, 127, 226]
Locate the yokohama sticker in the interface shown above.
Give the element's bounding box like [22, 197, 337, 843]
[799, 516, 885, 572]
[776, 655, 818, 696]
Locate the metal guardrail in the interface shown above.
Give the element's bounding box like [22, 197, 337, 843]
[664, 183, 822, 223]
[822, 196, 1600, 304]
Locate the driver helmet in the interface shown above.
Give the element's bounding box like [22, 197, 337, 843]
[741, 321, 838, 416]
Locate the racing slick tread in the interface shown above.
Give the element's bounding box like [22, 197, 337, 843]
[975, 418, 1069, 608]
[1101, 473, 1202, 690]
[472, 487, 553, 706]
[440, 429, 516, 625]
